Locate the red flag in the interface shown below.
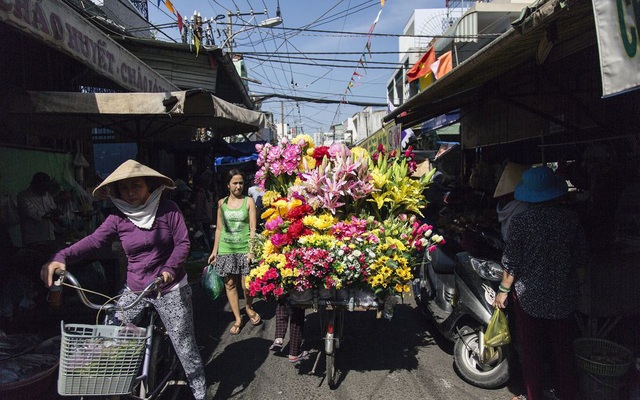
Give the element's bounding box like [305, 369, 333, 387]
[407, 47, 436, 83]
[430, 51, 453, 79]
[177, 11, 183, 34]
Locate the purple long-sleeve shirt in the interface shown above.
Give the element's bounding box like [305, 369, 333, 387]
[52, 199, 189, 293]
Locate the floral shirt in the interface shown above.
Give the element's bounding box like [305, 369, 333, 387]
[502, 203, 587, 319]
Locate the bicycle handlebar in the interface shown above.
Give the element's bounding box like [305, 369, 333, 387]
[53, 269, 163, 313]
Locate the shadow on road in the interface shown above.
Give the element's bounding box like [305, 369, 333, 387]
[297, 301, 441, 378]
[205, 336, 271, 399]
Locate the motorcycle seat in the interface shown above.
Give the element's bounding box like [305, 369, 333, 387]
[431, 246, 456, 274]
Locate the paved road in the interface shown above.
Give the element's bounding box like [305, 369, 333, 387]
[192, 287, 523, 400]
[11, 283, 521, 399]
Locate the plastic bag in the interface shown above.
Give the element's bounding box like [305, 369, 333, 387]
[484, 307, 511, 347]
[201, 264, 224, 301]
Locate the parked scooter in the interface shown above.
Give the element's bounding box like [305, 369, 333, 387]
[413, 224, 511, 388]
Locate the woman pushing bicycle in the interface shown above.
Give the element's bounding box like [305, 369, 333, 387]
[40, 159, 206, 400]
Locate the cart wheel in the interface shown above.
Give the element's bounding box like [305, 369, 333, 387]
[326, 352, 338, 389]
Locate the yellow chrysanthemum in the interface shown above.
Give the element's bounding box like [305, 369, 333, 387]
[280, 268, 297, 278]
[298, 155, 316, 172]
[298, 233, 337, 249]
[350, 146, 369, 160]
[292, 134, 315, 148]
[262, 239, 276, 256]
[262, 190, 280, 207]
[264, 253, 287, 269]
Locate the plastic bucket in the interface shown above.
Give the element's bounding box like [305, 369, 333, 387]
[573, 338, 633, 400]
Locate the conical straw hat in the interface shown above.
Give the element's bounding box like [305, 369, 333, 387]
[493, 162, 530, 198]
[93, 159, 175, 198]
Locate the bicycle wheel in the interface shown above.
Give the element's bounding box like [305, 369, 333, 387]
[326, 352, 337, 388]
[128, 322, 182, 400]
[324, 309, 339, 389]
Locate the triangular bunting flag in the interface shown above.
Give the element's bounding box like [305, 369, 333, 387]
[165, 0, 175, 14]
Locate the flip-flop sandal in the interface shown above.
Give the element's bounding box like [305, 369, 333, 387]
[288, 350, 309, 363]
[229, 323, 242, 335]
[249, 312, 262, 325]
[270, 338, 283, 351]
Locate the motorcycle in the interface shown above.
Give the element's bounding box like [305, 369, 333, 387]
[413, 224, 512, 388]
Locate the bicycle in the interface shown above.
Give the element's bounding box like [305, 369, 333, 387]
[290, 289, 381, 389]
[52, 269, 188, 400]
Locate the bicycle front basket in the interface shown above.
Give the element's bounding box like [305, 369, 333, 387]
[58, 321, 150, 396]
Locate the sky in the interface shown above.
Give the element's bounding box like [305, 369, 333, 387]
[148, 0, 445, 134]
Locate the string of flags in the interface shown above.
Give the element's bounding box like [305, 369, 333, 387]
[157, 0, 207, 56]
[330, 3, 385, 129]
[406, 47, 453, 91]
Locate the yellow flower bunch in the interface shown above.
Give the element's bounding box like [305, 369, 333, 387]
[261, 190, 280, 208]
[302, 213, 337, 231]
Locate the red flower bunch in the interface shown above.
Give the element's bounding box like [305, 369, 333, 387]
[312, 146, 330, 163]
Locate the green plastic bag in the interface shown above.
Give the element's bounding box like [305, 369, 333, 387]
[484, 307, 511, 347]
[201, 264, 224, 301]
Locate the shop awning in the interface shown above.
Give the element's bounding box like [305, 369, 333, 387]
[1, 88, 267, 141]
[384, 0, 594, 128]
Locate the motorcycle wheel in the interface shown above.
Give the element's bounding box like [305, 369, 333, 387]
[453, 326, 510, 389]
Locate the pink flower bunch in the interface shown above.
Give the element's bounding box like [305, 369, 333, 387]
[255, 138, 305, 190]
[300, 143, 374, 215]
[248, 266, 285, 298]
[284, 247, 334, 292]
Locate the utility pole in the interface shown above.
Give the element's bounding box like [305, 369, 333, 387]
[227, 11, 233, 53]
[281, 101, 284, 141]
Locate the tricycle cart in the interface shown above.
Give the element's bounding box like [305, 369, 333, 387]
[288, 288, 383, 389]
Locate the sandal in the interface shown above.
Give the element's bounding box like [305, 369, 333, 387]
[511, 396, 527, 400]
[229, 323, 242, 335]
[248, 311, 262, 326]
[288, 350, 309, 363]
[270, 338, 283, 351]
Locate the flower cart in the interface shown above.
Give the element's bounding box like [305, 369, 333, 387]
[246, 136, 444, 387]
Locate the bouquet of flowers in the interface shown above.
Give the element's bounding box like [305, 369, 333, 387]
[247, 135, 444, 304]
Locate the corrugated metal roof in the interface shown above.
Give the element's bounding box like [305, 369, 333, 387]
[385, 0, 595, 128]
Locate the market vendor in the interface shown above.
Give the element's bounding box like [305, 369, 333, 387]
[493, 162, 530, 241]
[494, 166, 587, 400]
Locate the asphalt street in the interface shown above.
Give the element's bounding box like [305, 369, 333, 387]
[192, 286, 523, 400]
[6, 283, 522, 400]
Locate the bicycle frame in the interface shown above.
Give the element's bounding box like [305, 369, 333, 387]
[54, 270, 185, 399]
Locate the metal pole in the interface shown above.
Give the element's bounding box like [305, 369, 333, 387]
[227, 11, 233, 53]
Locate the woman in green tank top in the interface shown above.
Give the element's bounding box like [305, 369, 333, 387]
[208, 169, 260, 334]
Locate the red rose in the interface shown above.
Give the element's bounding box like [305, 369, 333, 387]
[287, 204, 313, 220]
[287, 219, 307, 239]
[312, 146, 330, 162]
